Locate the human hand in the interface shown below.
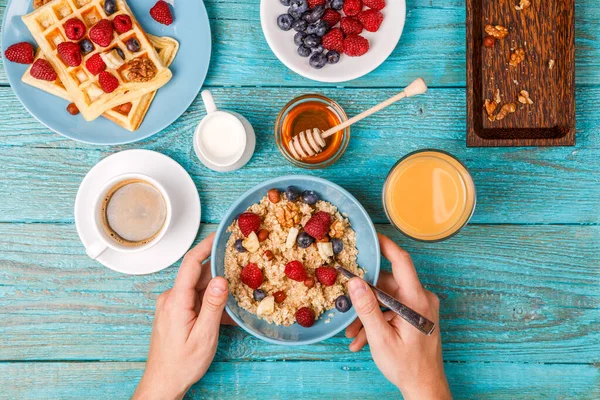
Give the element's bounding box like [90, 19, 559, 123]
[133, 233, 233, 400]
[345, 234, 451, 399]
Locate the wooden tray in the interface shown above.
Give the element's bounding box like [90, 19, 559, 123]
[466, 0, 575, 147]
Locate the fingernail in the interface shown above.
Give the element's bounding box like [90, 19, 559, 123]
[210, 278, 227, 294]
[349, 278, 367, 297]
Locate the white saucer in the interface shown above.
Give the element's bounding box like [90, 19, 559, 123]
[75, 150, 201, 275]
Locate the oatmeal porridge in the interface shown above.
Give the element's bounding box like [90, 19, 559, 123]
[224, 186, 364, 327]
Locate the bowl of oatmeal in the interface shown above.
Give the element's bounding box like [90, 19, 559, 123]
[211, 175, 380, 345]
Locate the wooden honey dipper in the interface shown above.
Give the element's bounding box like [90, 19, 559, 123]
[287, 78, 428, 160]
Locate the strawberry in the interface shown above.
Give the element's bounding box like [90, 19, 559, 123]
[240, 263, 263, 290]
[89, 19, 114, 47]
[30, 59, 57, 81]
[85, 53, 106, 75]
[304, 211, 331, 240]
[308, 0, 326, 8]
[315, 266, 338, 286]
[285, 260, 308, 282]
[63, 18, 86, 40]
[57, 42, 82, 67]
[363, 0, 386, 10]
[4, 42, 34, 64]
[322, 28, 344, 53]
[343, 34, 369, 56]
[273, 290, 287, 303]
[150, 0, 174, 26]
[238, 212, 261, 237]
[295, 307, 315, 327]
[340, 16, 363, 35]
[112, 14, 132, 33]
[358, 9, 383, 32]
[343, 0, 362, 16]
[322, 9, 341, 28]
[98, 71, 119, 93]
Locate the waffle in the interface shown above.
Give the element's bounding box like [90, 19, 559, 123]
[22, 35, 179, 131]
[22, 0, 172, 121]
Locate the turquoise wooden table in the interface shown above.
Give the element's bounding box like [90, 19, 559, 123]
[1, 0, 599, 398]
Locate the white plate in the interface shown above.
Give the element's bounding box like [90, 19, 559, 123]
[260, 0, 406, 83]
[75, 150, 201, 275]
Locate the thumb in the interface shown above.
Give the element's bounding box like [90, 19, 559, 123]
[192, 277, 229, 340]
[348, 278, 393, 340]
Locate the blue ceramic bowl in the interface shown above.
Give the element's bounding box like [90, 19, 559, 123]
[211, 175, 380, 345]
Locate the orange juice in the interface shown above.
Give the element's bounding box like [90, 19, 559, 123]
[383, 150, 476, 241]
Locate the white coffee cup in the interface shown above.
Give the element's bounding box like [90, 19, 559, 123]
[85, 173, 173, 260]
[193, 90, 256, 172]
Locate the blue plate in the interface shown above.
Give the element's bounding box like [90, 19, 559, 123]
[212, 175, 381, 345]
[1, 0, 211, 145]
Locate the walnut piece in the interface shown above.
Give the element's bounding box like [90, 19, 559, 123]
[276, 202, 300, 228]
[494, 88, 501, 104]
[329, 220, 345, 239]
[515, 0, 531, 10]
[548, 59, 555, 70]
[509, 48, 526, 67]
[125, 58, 157, 83]
[484, 99, 498, 116]
[485, 24, 509, 39]
[494, 103, 517, 121]
[518, 90, 534, 105]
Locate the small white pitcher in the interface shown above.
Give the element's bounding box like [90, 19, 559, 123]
[193, 90, 256, 172]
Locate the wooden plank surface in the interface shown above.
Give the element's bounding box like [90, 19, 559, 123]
[0, 0, 599, 88]
[0, 86, 598, 224]
[1, 361, 598, 399]
[1, 223, 598, 363]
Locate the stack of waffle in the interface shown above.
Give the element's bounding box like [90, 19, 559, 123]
[21, 0, 178, 131]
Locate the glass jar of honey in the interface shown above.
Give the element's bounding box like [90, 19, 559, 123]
[275, 94, 350, 169]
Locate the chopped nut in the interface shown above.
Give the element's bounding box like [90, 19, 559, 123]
[276, 202, 300, 228]
[242, 232, 260, 253]
[484, 99, 497, 116]
[485, 24, 509, 39]
[548, 59, 555, 70]
[267, 189, 281, 204]
[515, 0, 531, 10]
[263, 250, 274, 261]
[509, 48, 526, 67]
[257, 229, 270, 242]
[118, 102, 132, 115]
[66, 103, 79, 115]
[329, 220, 345, 239]
[518, 90, 534, 105]
[317, 242, 334, 260]
[494, 103, 517, 121]
[256, 296, 275, 316]
[125, 58, 157, 82]
[483, 36, 497, 48]
[285, 227, 299, 249]
[494, 88, 501, 104]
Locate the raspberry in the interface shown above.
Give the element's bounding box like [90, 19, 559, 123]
[315, 266, 338, 286]
[304, 211, 331, 240]
[85, 53, 106, 75]
[295, 307, 315, 327]
[240, 263, 263, 290]
[343, 34, 369, 57]
[4, 42, 34, 64]
[340, 17, 363, 35]
[358, 9, 383, 32]
[57, 42, 82, 67]
[321, 9, 341, 28]
[150, 0, 174, 26]
[343, 0, 362, 16]
[308, 0, 326, 7]
[273, 290, 287, 303]
[363, 0, 386, 10]
[29, 59, 57, 81]
[89, 19, 114, 47]
[322, 28, 344, 53]
[98, 71, 119, 93]
[237, 212, 261, 237]
[112, 14, 133, 33]
[63, 18, 86, 40]
[285, 260, 308, 282]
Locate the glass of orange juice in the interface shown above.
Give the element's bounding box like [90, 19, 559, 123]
[383, 150, 476, 242]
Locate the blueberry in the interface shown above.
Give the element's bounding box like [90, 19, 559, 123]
[286, 186, 300, 201]
[294, 32, 307, 46]
[331, 238, 344, 254]
[104, 0, 117, 15]
[79, 39, 94, 54]
[326, 50, 341, 64]
[292, 19, 308, 32]
[335, 295, 352, 313]
[306, 23, 317, 35]
[312, 45, 325, 54]
[314, 20, 329, 36]
[304, 34, 321, 48]
[297, 232, 314, 248]
[253, 289, 267, 302]
[114, 47, 125, 59]
[280, 0, 292, 5]
[309, 52, 327, 69]
[330, 0, 344, 10]
[288, 8, 302, 19]
[277, 14, 294, 31]
[309, 5, 326, 21]
[290, 0, 309, 14]
[234, 239, 246, 253]
[301, 190, 319, 205]
[298, 46, 311, 57]
[126, 38, 140, 52]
